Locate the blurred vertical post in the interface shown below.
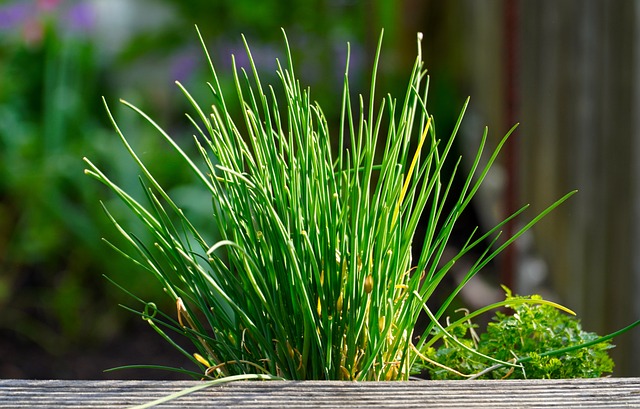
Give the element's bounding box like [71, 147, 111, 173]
[632, 0, 640, 377]
[501, 0, 519, 291]
[519, 0, 637, 376]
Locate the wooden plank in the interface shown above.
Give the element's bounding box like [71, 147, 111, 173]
[518, 0, 639, 376]
[1, 378, 639, 408]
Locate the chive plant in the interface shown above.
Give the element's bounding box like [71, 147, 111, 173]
[84, 29, 578, 381]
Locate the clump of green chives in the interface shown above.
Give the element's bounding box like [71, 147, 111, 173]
[84, 29, 579, 381]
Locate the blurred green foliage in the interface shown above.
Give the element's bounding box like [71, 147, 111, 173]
[1, 23, 149, 353]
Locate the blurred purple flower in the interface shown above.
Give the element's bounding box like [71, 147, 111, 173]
[64, 2, 95, 33]
[38, 0, 62, 12]
[0, 0, 95, 41]
[171, 48, 199, 83]
[0, 2, 31, 30]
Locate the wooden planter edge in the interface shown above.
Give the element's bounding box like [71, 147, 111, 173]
[1, 377, 639, 408]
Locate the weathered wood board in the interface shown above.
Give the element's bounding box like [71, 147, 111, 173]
[1, 378, 639, 408]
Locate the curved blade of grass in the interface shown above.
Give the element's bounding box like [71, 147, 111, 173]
[414, 292, 522, 369]
[419, 296, 577, 351]
[104, 365, 204, 379]
[129, 374, 285, 409]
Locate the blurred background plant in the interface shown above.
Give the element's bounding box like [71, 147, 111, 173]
[2, 0, 639, 378]
[0, 0, 204, 378]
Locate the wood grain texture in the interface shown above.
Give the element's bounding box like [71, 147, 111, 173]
[1, 378, 639, 408]
[517, 0, 640, 376]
